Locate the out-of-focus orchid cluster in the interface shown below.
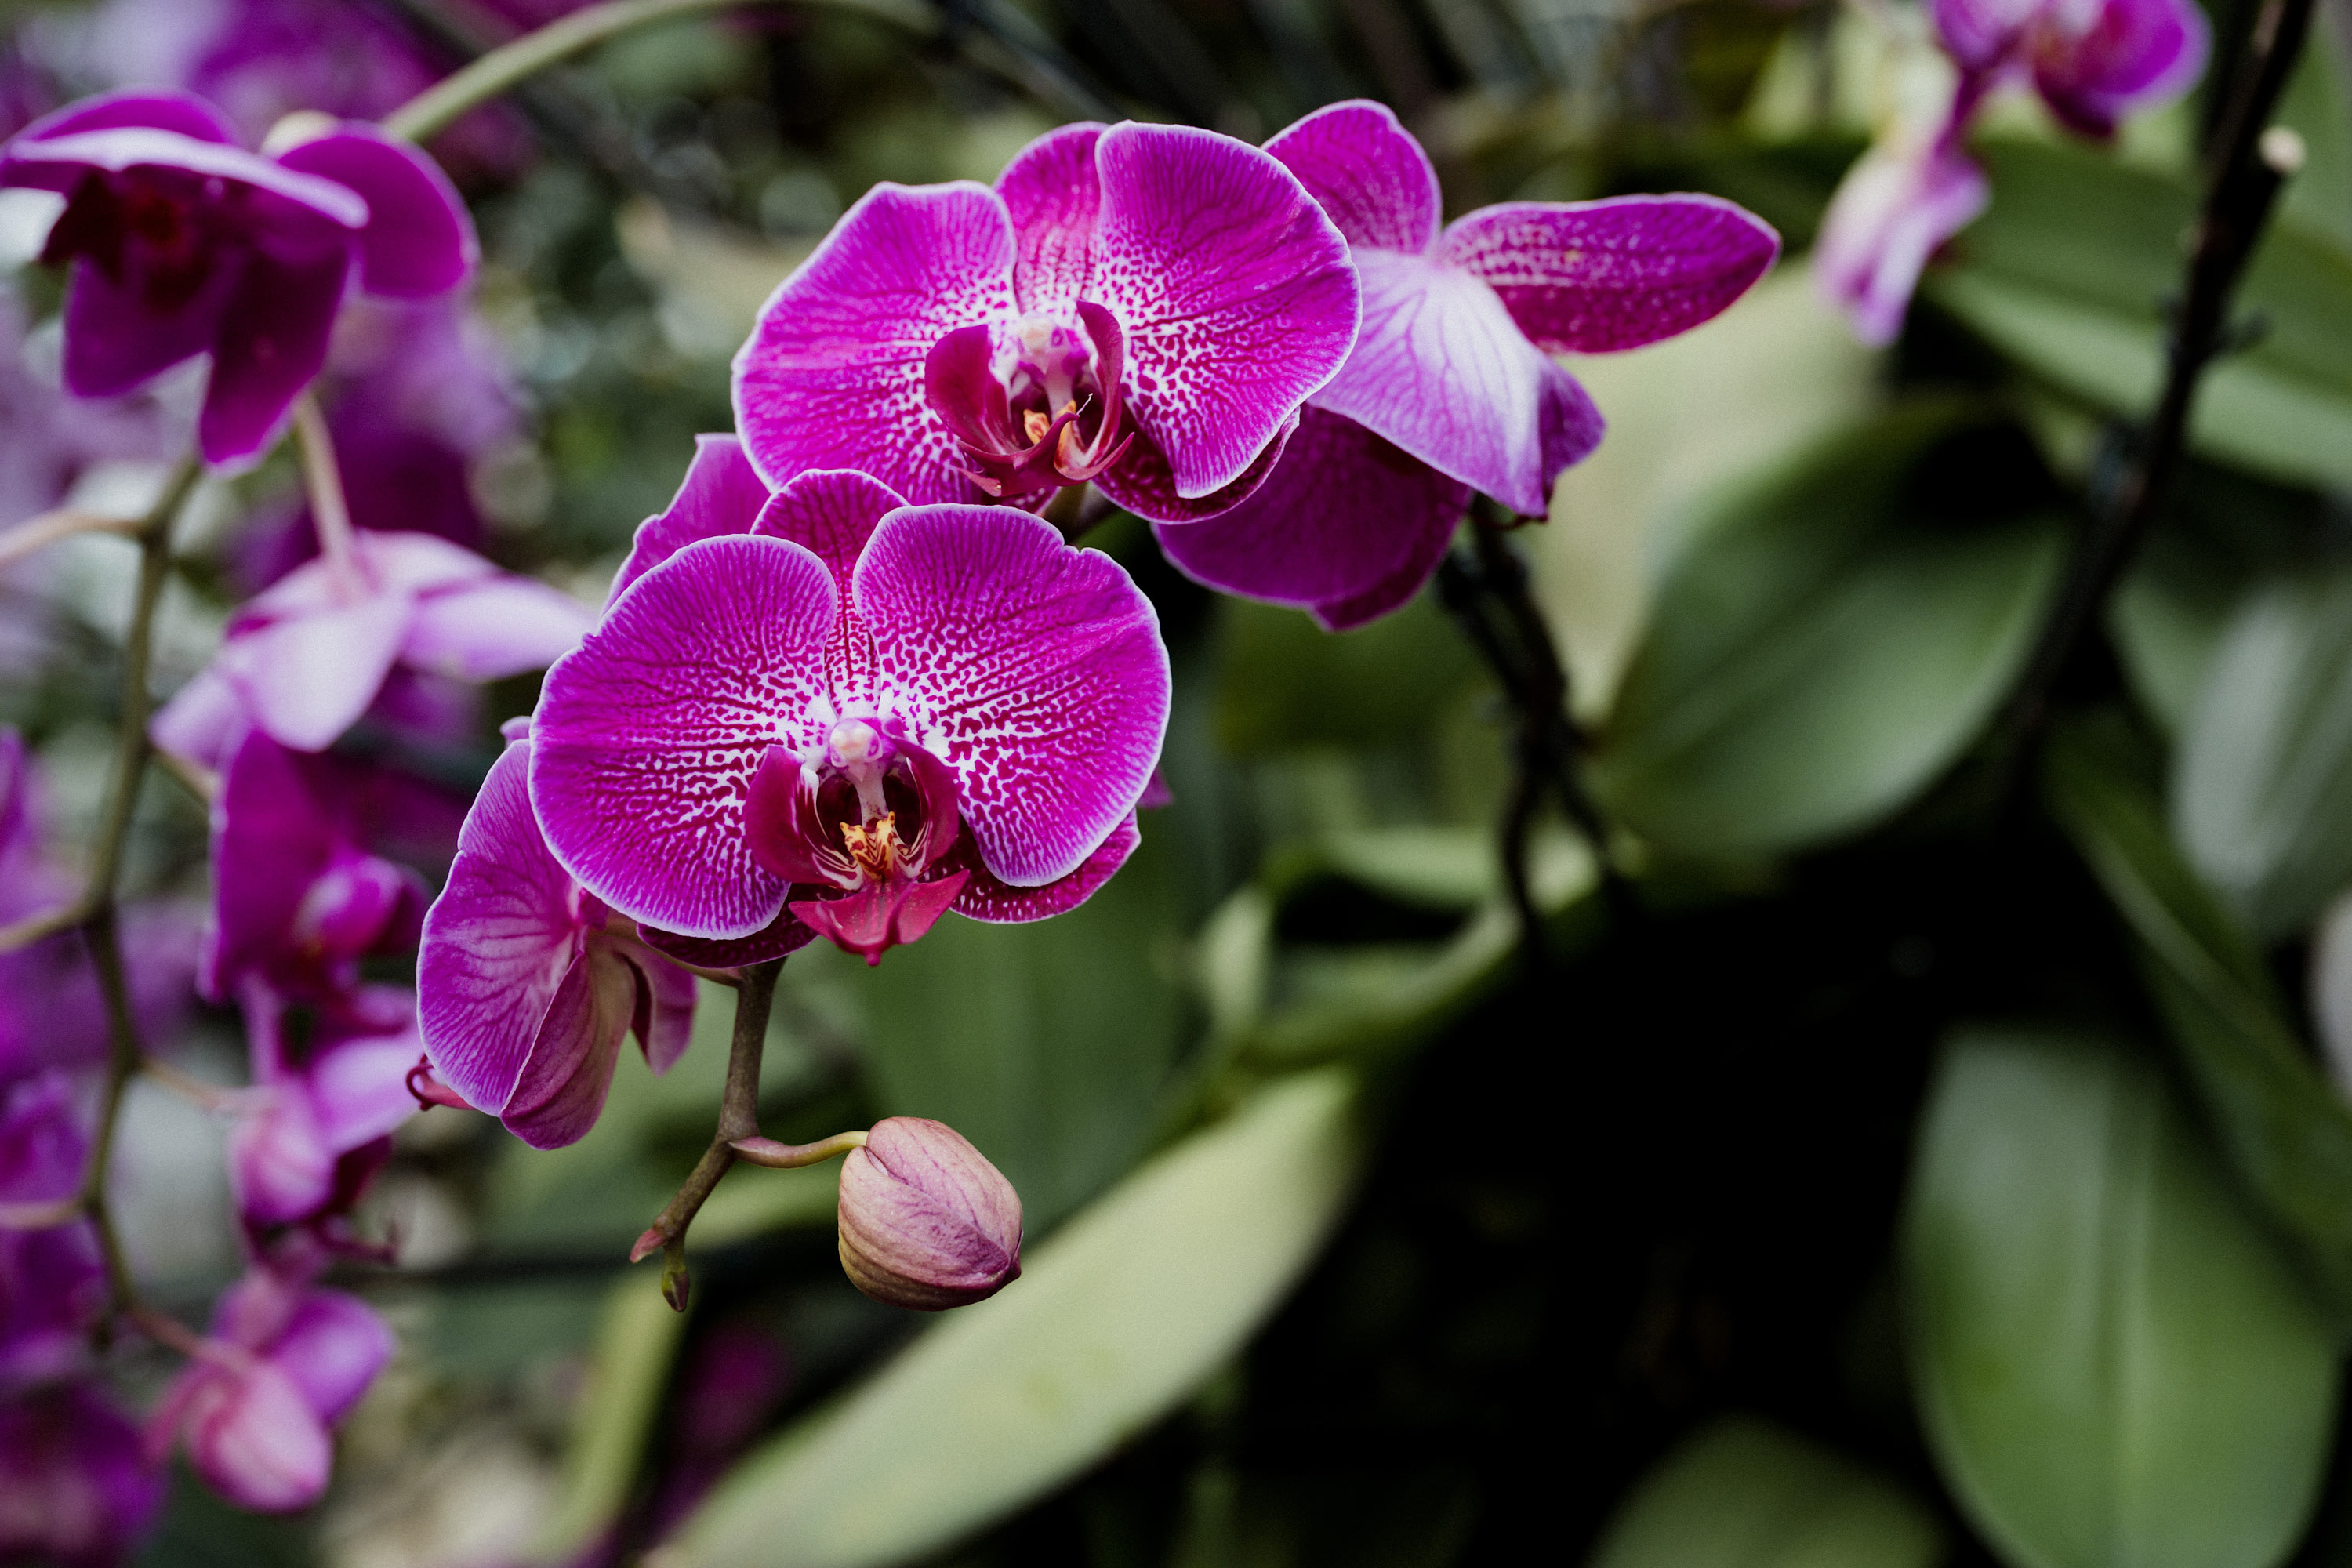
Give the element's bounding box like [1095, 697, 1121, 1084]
[1817, 0, 2209, 345]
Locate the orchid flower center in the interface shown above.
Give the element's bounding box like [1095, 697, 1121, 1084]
[44, 168, 234, 314]
[922, 301, 1135, 503]
[745, 717, 964, 895]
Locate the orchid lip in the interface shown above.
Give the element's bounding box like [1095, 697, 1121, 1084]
[924, 299, 1134, 500]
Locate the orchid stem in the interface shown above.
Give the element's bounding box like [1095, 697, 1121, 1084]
[379, 0, 935, 145]
[633, 956, 784, 1310]
[730, 1130, 866, 1167]
[291, 392, 361, 592]
[1991, 0, 2314, 771]
[0, 508, 141, 574]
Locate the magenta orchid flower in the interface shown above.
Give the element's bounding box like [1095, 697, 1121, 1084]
[0, 88, 477, 467]
[418, 738, 702, 1151]
[152, 529, 593, 770]
[1817, 0, 2205, 343]
[0, 1380, 164, 1567]
[0, 1073, 104, 1386]
[529, 438, 1166, 966]
[1152, 100, 1780, 629]
[733, 121, 1358, 522]
[151, 1267, 393, 1513]
[228, 984, 417, 1232]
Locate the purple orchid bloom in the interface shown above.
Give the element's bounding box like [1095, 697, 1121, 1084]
[418, 738, 701, 1151]
[151, 529, 593, 768]
[0, 1379, 165, 1567]
[528, 441, 1167, 965]
[0, 1073, 104, 1388]
[228, 983, 417, 1232]
[733, 121, 1358, 522]
[1150, 101, 1780, 629]
[0, 87, 477, 467]
[1816, 131, 1991, 349]
[151, 1266, 393, 1513]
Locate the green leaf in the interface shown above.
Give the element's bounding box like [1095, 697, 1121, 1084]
[2172, 568, 2352, 940]
[1927, 139, 2352, 492]
[673, 1069, 1367, 1568]
[1214, 591, 1479, 757]
[1593, 407, 2063, 857]
[527, 1279, 693, 1563]
[2278, 27, 2352, 253]
[1904, 1026, 2339, 1568]
[2045, 716, 2352, 1309]
[1588, 1414, 1944, 1568]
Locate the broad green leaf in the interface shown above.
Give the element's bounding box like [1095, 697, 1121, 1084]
[1594, 408, 2063, 857]
[2172, 568, 2352, 939]
[1905, 1026, 2339, 1568]
[1588, 1414, 1944, 1568]
[1928, 139, 2352, 492]
[2045, 716, 2352, 1308]
[2278, 27, 2352, 252]
[526, 1279, 692, 1563]
[1214, 591, 1479, 757]
[674, 1069, 1367, 1568]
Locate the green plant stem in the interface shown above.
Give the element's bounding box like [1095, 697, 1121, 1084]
[633, 957, 786, 1310]
[1992, 0, 2316, 763]
[380, 0, 935, 144]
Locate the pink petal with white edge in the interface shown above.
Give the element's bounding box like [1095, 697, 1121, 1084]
[1316, 249, 1602, 514]
[1264, 100, 1440, 254]
[954, 813, 1139, 922]
[855, 505, 1167, 887]
[532, 536, 837, 938]
[500, 943, 639, 1149]
[731, 182, 1017, 504]
[609, 434, 771, 604]
[1815, 140, 1989, 347]
[1438, 196, 1780, 353]
[9, 87, 240, 149]
[1152, 405, 1468, 624]
[1091, 122, 1359, 499]
[996, 122, 1108, 310]
[404, 576, 592, 680]
[418, 742, 584, 1113]
[220, 592, 412, 752]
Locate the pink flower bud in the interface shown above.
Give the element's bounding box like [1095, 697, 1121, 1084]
[836, 1118, 1022, 1312]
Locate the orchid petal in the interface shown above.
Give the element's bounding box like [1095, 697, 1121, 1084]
[3, 129, 367, 227]
[2032, 0, 2210, 136]
[417, 742, 583, 1113]
[218, 590, 410, 752]
[1152, 405, 1468, 626]
[353, 531, 499, 594]
[228, 1087, 334, 1225]
[732, 182, 1016, 503]
[178, 1359, 331, 1513]
[306, 1024, 423, 1152]
[1932, 0, 2045, 70]
[612, 937, 698, 1075]
[1263, 99, 1440, 254]
[274, 126, 477, 297]
[203, 731, 339, 1001]
[270, 1288, 393, 1424]
[792, 869, 971, 965]
[609, 434, 770, 604]
[1314, 249, 1602, 514]
[151, 667, 246, 773]
[57, 251, 236, 400]
[1091, 122, 1359, 499]
[1815, 140, 1990, 348]
[533, 536, 837, 938]
[856, 505, 1167, 887]
[198, 236, 350, 466]
[1094, 409, 1297, 524]
[953, 813, 1138, 922]
[402, 576, 591, 681]
[8, 87, 240, 149]
[1438, 195, 1780, 353]
[636, 909, 817, 970]
[499, 943, 637, 1150]
[750, 467, 908, 595]
[996, 121, 1108, 310]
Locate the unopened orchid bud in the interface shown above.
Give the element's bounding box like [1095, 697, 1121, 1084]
[836, 1118, 1022, 1311]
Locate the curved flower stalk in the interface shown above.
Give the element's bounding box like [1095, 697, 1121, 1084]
[418, 738, 703, 1151]
[0, 87, 478, 466]
[529, 440, 1168, 965]
[1152, 100, 1780, 630]
[1817, 0, 2209, 345]
[733, 121, 1359, 522]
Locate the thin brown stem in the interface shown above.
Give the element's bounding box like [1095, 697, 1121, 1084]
[292, 392, 361, 593]
[631, 957, 784, 1309]
[0, 508, 141, 574]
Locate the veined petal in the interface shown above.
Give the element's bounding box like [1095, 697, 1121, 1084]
[750, 467, 909, 595]
[305, 1021, 423, 1152]
[792, 870, 970, 965]
[1264, 99, 1440, 254]
[609, 434, 771, 604]
[274, 126, 477, 298]
[1091, 122, 1359, 499]
[996, 121, 1107, 310]
[1151, 405, 1468, 624]
[499, 944, 637, 1150]
[953, 812, 1138, 922]
[1316, 250, 1602, 514]
[2032, 0, 2210, 136]
[418, 742, 583, 1115]
[731, 182, 1016, 504]
[855, 504, 1168, 887]
[402, 576, 592, 681]
[218, 590, 411, 753]
[532, 536, 837, 938]
[198, 235, 350, 467]
[637, 907, 817, 970]
[1437, 195, 1780, 353]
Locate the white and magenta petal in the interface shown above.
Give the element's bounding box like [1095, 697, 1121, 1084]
[6, 88, 240, 151]
[953, 813, 1138, 922]
[1815, 138, 1990, 347]
[499, 944, 638, 1150]
[1437, 196, 1780, 353]
[1091, 122, 1359, 500]
[402, 575, 592, 681]
[273, 126, 477, 298]
[731, 182, 1017, 503]
[218, 592, 411, 753]
[2031, 0, 2210, 136]
[750, 467, 908, 595]
[855, 504, 1167, 887]
[532, 536, 837, 938]
[1263, 99, 1441, 254]
[996, 122, 1107, 310]
[609, 434, 771, 604]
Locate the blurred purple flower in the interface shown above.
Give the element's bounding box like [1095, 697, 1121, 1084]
[837, 1116, 1022, 1311]
[530, 443, 1167, 964]
[419, 738, 701, 1151]
[151, 1266, 393, 1513]
[734, 120, 1359, 522]
[0, 1378, 165, 1566]
[0, 1073, 103, 1387]
[227, 983, 417, 1233]
[0, 88, 477, 466]
[1817, 132, 1991, 348]
[151, 529, 592, 768]
[1152, 100, 1779, 629]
